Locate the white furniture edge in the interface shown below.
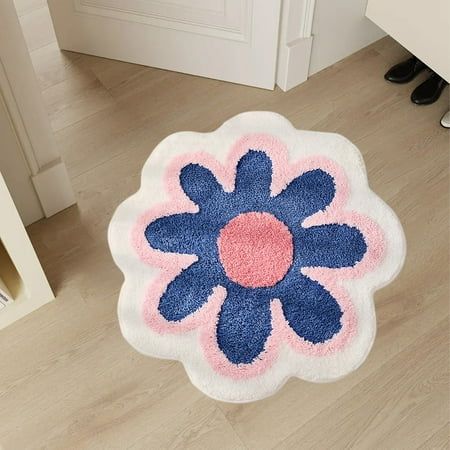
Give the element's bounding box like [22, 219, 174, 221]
[0, 172, 54, 330]
[0, 0, 76, 222]
[366, 0, 450, 82]
[276, 0, 315, 92]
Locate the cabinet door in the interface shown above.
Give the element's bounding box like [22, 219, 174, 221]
[366, 0, 450, 81]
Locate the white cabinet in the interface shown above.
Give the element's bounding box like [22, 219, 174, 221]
[0, 172, 54, 329]
[366, 0, 450, 81]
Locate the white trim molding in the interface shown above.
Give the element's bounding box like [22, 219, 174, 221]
[0, 0, 76, 224]
[276, 0, 316, 92]
[31, 161, 76, 218]
[73, 0, 251, 42]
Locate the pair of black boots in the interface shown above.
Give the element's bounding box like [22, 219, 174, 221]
[384, 56, 448, 105]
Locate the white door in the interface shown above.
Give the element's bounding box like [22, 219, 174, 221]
[47, 0, 281, 89]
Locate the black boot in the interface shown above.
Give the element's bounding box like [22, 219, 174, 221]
[411, 73, 448, 105]
[384, 56, 426, 83]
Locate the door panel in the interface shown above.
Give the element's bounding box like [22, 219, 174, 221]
[48, 0, 281, 89]
[74, 0, 245, 39]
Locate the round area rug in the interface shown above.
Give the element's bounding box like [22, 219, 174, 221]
[108, 112, 406, 403]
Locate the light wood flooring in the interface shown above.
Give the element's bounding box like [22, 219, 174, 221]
[1, 1, 449, 448]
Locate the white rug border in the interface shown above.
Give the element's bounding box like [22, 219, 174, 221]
[108, 112, 406, 403]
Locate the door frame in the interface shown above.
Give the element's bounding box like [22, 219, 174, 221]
[0, 0, 75, 225]
[276, 0, 316, 91]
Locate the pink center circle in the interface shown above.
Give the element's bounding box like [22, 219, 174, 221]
[217, 212, 294, 288]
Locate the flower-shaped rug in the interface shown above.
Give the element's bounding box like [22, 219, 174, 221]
[109, 112, 405, 403]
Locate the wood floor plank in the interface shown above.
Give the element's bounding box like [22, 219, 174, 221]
[276, 320, 449, 449]
[29, 42, 94, 92]
[417, 424, 450, 450]
[42, 75, 116, 132]
[17, 5, 56, 52]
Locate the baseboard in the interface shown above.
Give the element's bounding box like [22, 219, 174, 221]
[277, 37, 313, 92]
[31, 161, 76, 218]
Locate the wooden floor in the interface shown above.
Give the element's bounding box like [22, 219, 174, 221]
[1, 2, 449, 448]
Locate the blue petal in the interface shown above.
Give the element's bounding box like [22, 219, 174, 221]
[274, 169, 335, 223]
[158, 261, 221, 321]
[145, 213, 211, 255]
[216, 284, 272, 364]
[297, 224, 367, 268]
[179, 164, 225, 208]
[278, 275, 342, 343]
[234, 151, 272, 198]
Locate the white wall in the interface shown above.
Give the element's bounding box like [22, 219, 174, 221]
[309, 0, 385, 75]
